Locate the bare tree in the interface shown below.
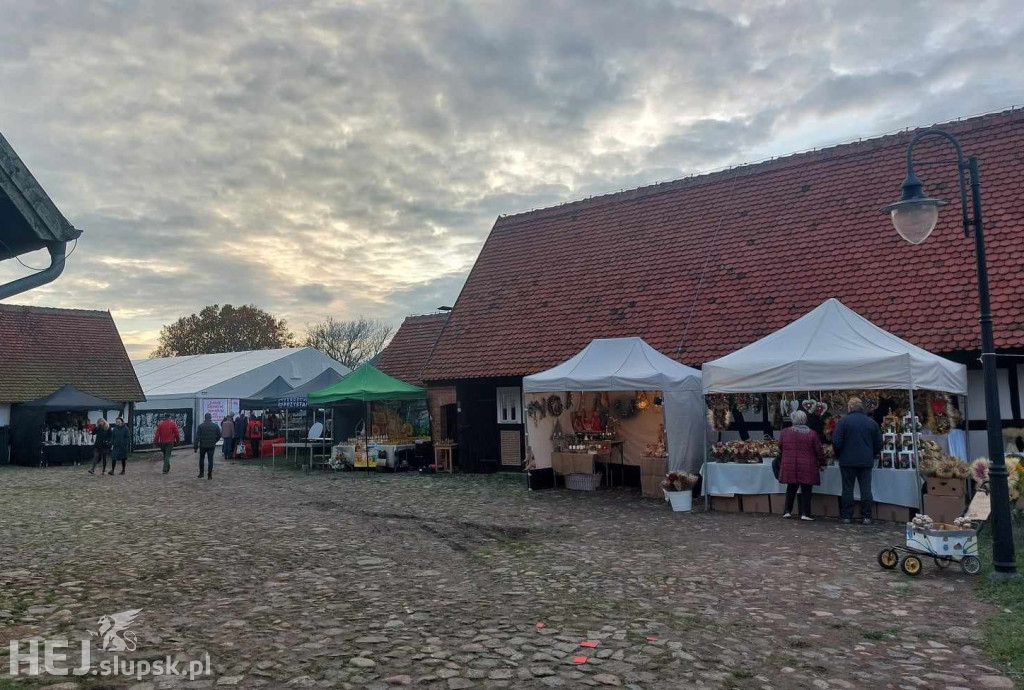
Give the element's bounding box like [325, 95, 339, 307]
[303, 316, 394, 369]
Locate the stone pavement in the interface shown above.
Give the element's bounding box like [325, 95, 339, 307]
[0, 450, 1012, 690]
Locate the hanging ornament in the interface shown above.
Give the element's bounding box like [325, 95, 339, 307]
[636, 391, 651, 411]
[547, 394, 564, 417]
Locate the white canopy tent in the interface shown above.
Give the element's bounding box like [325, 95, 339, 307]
[523, 337, 705, 472]
[702, 299, 967, 395]
[700, 299, 969, 511]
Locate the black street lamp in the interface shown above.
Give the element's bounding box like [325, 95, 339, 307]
[882, 128, 1018, 580]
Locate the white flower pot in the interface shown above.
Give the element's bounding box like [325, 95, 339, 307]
[663, 489, 692, 512]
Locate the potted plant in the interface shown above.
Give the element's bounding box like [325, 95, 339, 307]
[661, 471, 698, 512]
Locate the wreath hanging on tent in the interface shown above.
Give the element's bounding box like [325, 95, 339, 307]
[706, 393, 733, 432]
[612, 396, 638, 420]
[547, 394, 564, 417]
[527, 400, 545, 423]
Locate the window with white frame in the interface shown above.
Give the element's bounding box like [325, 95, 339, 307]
[496, 387, 522, 424]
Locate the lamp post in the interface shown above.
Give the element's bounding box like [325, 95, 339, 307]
[882, 128, 1018, 579]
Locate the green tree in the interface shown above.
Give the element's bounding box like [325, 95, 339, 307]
[151, 304, 295, 357]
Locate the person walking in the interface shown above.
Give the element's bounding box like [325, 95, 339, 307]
[194, 413, 221, 480]
[110, 416, 130, 475]
[246, 414, 262, 459]
[833, 397, 883, 524]
[777, 410, 826, 520]
[88, 418, 113, 475]
[234, 413, 248, 458]
[153, 414, 181, 474]
[221, 414, 235, 460]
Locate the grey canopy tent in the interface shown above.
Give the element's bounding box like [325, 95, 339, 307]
[270, 368, 347, 409]
[238, 376, 294, 410]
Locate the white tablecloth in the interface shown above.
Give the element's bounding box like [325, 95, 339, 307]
[703, 462, 922, 508]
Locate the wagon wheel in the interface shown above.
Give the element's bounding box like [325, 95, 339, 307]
[961, 556, 981, 575]
[877, 548, 899, 570]
[933, 557, 949, 569]
[899, 554, 923, 577]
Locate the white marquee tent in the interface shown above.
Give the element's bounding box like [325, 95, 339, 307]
[524, 337, 705, 472]
[133, 347, 348, 440]
[702, 299, 967, 394]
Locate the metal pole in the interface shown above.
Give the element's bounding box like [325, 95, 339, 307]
[908, 386, 921, 513]
[967, 156, 1018, 578]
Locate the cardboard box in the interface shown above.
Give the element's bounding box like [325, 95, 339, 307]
[926, 478, 965, 497]
[641, 475, 664, 499]
[769, 494, 788, 514]
[876, 502, 914, 523]
[923, 494, 965, 523]
[811, 494, 840, 518]
[711, 495, 742, 513]
[639, 455, 667, 477]
[742, 494, 772, 514]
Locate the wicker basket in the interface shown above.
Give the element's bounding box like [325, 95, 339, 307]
[566, 473, 601, 491]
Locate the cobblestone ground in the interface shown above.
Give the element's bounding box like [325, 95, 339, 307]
[0, 451, 1012, 690]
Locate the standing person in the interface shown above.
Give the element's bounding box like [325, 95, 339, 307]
[194, 413, 221, 480]
[153, 414, 181, 474]
[234, 413, 248, 458]
[110, 417, 130, 475]
[246, 414, 262, 459]
[88, 418, 113, 475]
[777, 410, 826, 520]
[221, 414, 235, 460]
[833, 397, 883, 525]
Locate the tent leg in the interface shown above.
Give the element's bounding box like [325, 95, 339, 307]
[703, 396, 710, 512]
[909, 387, 922, 514]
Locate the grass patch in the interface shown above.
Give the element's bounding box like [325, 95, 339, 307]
[862, 628, 898, 641]
[974, 521, 1024, 686]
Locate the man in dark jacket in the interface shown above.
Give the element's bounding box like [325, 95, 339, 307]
[833, 397, 883, 524]
[110, 417, 131, 475]
[88, 418, 113, 475]
[234, 413, 248, 457]
[194, 413, 222, 480]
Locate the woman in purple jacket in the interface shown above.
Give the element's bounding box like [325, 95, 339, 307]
[778, 410, 826, 520]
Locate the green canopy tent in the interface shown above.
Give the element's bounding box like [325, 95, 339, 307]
[308, 364, 426, 471]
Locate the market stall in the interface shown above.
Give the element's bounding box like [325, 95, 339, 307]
[523, 337, 705, 494]
[254, 368, 346, 467]
[9, 385, 125, 466]
[307, 364, 428, 472]
[701, 299, 968, 515]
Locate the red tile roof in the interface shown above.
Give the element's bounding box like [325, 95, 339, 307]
[423, 109, 1024, 381]
[375, 313, 448, 387]
[0, 304, 145, 403]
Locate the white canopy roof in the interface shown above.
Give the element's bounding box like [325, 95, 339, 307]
[702, 298, 967, 394]
[524, 337, 702, 392]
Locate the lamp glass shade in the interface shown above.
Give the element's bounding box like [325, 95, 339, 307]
[890, 201, 940, 245]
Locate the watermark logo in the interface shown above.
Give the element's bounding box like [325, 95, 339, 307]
[90, 608, 140, 652]
[6, 608, 210, 681]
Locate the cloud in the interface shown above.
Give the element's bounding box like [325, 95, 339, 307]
[1, 0, 1023, 358]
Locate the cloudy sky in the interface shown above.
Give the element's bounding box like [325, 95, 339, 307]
[2, 0, 1022, 358]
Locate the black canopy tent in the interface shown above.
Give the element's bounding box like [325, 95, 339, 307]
[10, 385, 124, 466]
[22, 384, 122, 410]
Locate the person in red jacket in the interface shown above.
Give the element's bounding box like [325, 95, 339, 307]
[153, 414, 181, 474]
[777, 410, 826, 520]
[246, 415, 263, 459]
